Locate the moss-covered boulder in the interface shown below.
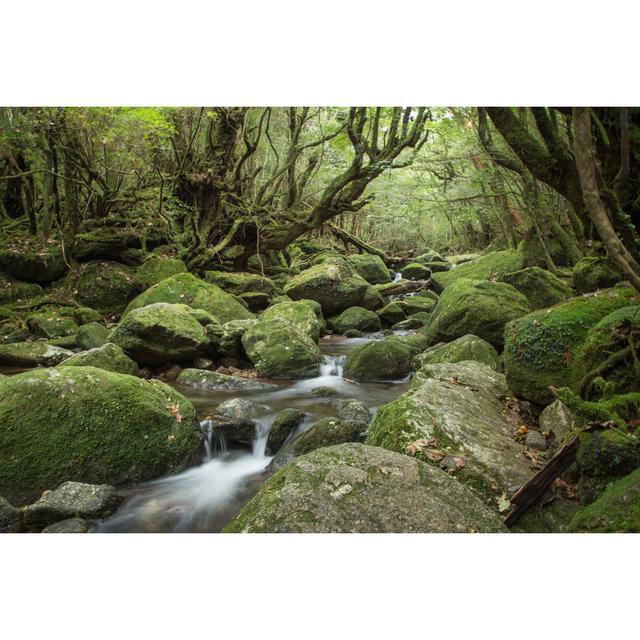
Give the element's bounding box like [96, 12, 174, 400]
[204, 270, 279, 296]
[0, 244, 67, 283]
[133, 254, 187, 291]
[367, 361, 532, 498]
[573, 256, 623, 294]
[59, 342, 138, 375]
[75, 322, 110, 349]
[400, 262, 432, 280]
[377, 302, 406, 325]
[500, 267, 573, 309]
[432, 250, 525, 290]
[0, 341, 74, 367]
[125, 272, 254, 324]
[327, 306, 381, 334]
[415, 334, 500, 370]
[283, 258, 369, 316]
[503, 287, 638, 405]
[392, 313, 431, 330]
[109, 302, 216, 366]
[0, 272, 42, 304]
[27, 312, 78, 339]
[358, 285, 385, 311]
[425, 278, 531, 349]
[568, 468, 640, 532]
[398, 296, 437, 315]
[346, 253, 391, 285]
[68, 261, 137, 316]
[0, 367, 202, 500]
[343, 335, 415, 382]
[576, 429, 640, 478]
[241, 319, 322, 378]
[289, 418, 365, 456]
[267, 409, 305, 454]
[175, 368, 277, 392]
[519, 236, 571, 268]
[261, 300, 325, 342]
[224, 443, 506, 533]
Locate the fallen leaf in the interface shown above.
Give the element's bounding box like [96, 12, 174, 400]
[167, 403, 183, 423]
[497, 493, 511, 513]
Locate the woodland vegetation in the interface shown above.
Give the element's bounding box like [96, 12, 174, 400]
[1, 106, 640, 534]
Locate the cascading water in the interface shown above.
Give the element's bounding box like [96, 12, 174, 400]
[393, 271, 402, 282]
[320, 354, 346, 377]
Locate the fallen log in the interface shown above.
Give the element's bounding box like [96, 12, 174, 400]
[376, 279, 432, 297]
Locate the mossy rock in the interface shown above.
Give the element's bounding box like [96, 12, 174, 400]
[392, 313, 431, 330]
[267, 408, 305, 454]
[0, 244, 67, 283]
[0, 367, 202, 500]
[204, 270, 279, 296]
[519, 236, 570, 268]
[425, 278, 531, 349]
[289, 418, 365, 455]
[283, 257, 369, 316]
[415, 334, 500, 370]
[27, 312, 78, 339]
[68, 261, 137, 316]
[76, 322, 110, 349]
[432, 250, 525, 290]
[499, 267, 574, 309]
[346, 253, 391, 285]
[0, 272, 42, 304]
[224, 443, 506, 533]
[399, 262, 431, 280]
[556, 390, 640, 430]
[398, 296, 437, 315]
[133, 254, 187, 291]
[343, 335, 415, 382]
[125, 272, 254, 324]
[576, 429, 640, 478]
[503, 287, 638, 405]
[568, 468, 640, 532]
[241, 319, 322, 378]
[0, 341, 74, 367]
[73, 307, 104, 325]
[109, 302, 216, 366]
[358, 285, 384, 311]
[261, 300, 325, 342]
[573, 256, 623, 294]
[238, 292, 271, 312]
[376, 302, 406, 325]
[327, 306, 381, 334]
[59, 342, 138, 375]
[414, 250, 447, 264]
[176, 368, 276, 391]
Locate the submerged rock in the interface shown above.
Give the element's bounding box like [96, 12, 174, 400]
[415, 334, 499, 370]
[0, 366, 202, 499]
[175, 368, 277, 391]
[224, 443, 507, 533]
[0, 341, 74, 367]
[59, 342, 138, 376]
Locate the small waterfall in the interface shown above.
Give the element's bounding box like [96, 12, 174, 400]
[393, 271, 402, 282]
[320, 354, 346, 377]
[200, 419, 227, 461]
[252, 420, 270, 458]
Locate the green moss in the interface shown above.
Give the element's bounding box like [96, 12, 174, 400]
[358, 285, 384, 311]
[432, 250, 525, 290]
[400, 262, 431, 280]
[519, 236, 570, 268]
[133, 254, 187, 291]
[0, 341, 74, 367]
[59, 342, 138, 375]
[576, 429, 640, 477]
[500, 267, 573, 309]
[0, 272, 42, 304]
[0, 367, 201, 500]
[327, 306, 381, 334]
[76, 322, 110, 349]
[204, 270, 278, 295]
[346, 253, 391, 285]
[261, 300, 325, 342]
[557, 389, 640, 429]
[343, 335, 415, 381]
[27, 312, 78, 339]
[291, 418, 364, 455]
[0, 244, 67, 283]
[416, 334, 499, 370]
[573, 256, 623, 294]
[376, 302, 406, 325]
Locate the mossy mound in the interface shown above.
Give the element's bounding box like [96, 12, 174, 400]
[425, 278, 531, 349]
[327, 306, 381, 334]
[392, 313, 431, 330]
[75, 322, 110, 349]
[204, 270, 279, 296]
[133, 254, 187, 291]
[576, 430, 640, 478]
[261, 300, 325, 342]
[241, 319, 322, 378]
[568, 468, 640, 532]
[290, 418, 365, 456]
[0, 272, 42, 304]
[573, 256, 623, 294]
[0, 244, 67, 283]
[432, 250, 525, 290]
[109, 302, 217, 366]
[59, 342, 138, 375]
[345, 253, 391, 285]
[358, 285, 385, 311]
[27, 312, 78, 339]
[0, 341, 74, 367]
[519, 236, 570, 268]
[400, 262, 432, 280]
[0, 367, 201, 500]
[283, 257, 369, 316]
[224, 443, 506, 533]
[415, 334, 500, 370]
[556, 390, 640, 430]
[343, 335, 415, 381]
[267, 409, 305, 454]
[377, 302, 406, 325]
[503, 287, 638, 405]
[398, 296, 437, 315]
[500, 267, 573, 309]
[125, 272, 254, 324]
[68, 261, 137, 316]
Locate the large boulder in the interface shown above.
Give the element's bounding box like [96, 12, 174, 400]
[27, 312, 78, 339]
[573, 256, 623, 294]
[241, 319, 322, 378]
[377, 302, 406, 325]
[367, 361, 533, 498]
[176, 368, 277, 392]
[109, 302, 216, 366]
[0, 272, 42, 304]
[68, 260, 137, 316]
[401, 262, 432, 280]
[432, 250, 525, 291]
[358, 285, 385, 311]
[261, 300, 325, 342]
[415, 334, 500, 370]
[224, 443, 506, 533]
[0, 367, 202, 500]
[425, 278, 531, 349]
[133, 254, 188, 291]
[343, 335, 416, 382]
[283, 258, 369, 316]
[267, 409, 306, 454]
[327, 306, 381, 334]
[0, 244, 67, 283]
[0, 341, 73, 367]
[125, 272, 254, 324]
[346, 253, 391, 285]
[75, 322, 110, 349]
[204, 271, 278, 296]
[59, 342, 138, 375]
[499, 267, 573, 309]
[289, 417, 365, 456]
[503, 287, 638, 405]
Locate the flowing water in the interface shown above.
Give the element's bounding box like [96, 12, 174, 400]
[94, 333, 411, 533]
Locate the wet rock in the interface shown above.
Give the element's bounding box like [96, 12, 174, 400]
[344, 335, 415, 382]
[217, 398, 268, 422]
[290, 418, 367, 455]
[175, 368, 277, 391]
[0, 341, 74, 367]
[267, 409, 306, 454]
[0, 495, 22, 532]
[24, 481, 120, 526]
[42, 518, 89, 533]
[225, 443, 507, 533]
[376, 302, 406, 325]
[192, 356, 214, 370]
[327, 306, 381, 334]
[415, 334, 499, 370]
[525, 430, 547, 451]
[309, 386, 339, 397]
[343, 329, 364, 338]
[539, 400, 575, 441]
[331, 398, 371, 425]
